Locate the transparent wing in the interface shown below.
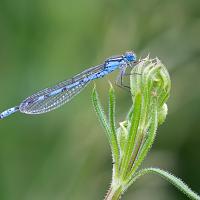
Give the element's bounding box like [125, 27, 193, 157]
[19, 81, 89, 114]
[19, 64, 104, 114]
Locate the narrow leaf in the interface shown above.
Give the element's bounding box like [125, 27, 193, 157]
[129, 168, 200, 200]
[127, 98, 158, 178]
[108, 84, 120, 174]
[92, 86, 111, 145]
[120, 91, 142, 179]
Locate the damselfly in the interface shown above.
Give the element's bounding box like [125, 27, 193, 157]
[0, 51, 137, 119]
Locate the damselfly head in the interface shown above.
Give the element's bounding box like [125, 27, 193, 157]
[124, 51, 137, 63]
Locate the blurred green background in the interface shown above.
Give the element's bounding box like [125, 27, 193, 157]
[0, 0, 199, 199]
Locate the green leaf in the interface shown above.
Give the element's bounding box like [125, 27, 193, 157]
[108, 83, 120, 176]
[120, 91, 142, 180]
[92, 85, 120, 177]
[92, 86, 111, 144]
[126, 98, 158, 179]
[128, 168, 200, 200]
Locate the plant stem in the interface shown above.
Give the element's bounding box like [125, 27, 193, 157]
[104, 185, 123, 200]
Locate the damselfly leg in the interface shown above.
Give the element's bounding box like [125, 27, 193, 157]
[115, 61, 141, 90]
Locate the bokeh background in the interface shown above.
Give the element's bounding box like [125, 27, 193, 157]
[0, 0, 199, 199]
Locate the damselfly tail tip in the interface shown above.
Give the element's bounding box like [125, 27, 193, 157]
[0, 112, 6, 120]
[0, 106, 19, 120]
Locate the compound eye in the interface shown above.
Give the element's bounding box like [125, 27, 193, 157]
[125, 52, 136, 62]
